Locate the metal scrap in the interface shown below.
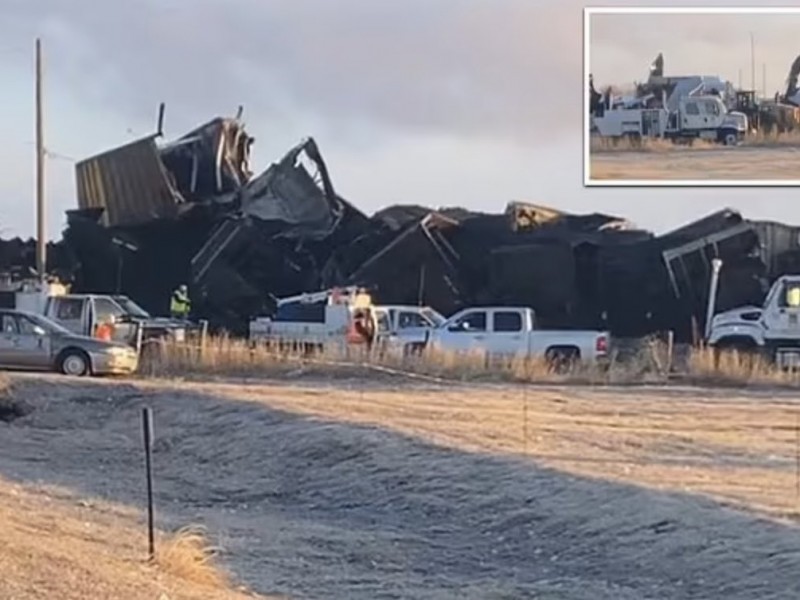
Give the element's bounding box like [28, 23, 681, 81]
[17, 110, 790, 339]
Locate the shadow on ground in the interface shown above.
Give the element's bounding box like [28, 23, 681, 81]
[1, 376, 799, 600]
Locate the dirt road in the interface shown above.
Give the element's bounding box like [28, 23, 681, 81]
[590, 145, 800, 181]
[3, 373, 800, 599]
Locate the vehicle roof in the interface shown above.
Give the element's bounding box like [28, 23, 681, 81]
[53, 293, 119, 299]
[0, 308, 36, 317]
[374, 305, 436, 311]
[453, 306, 534, 311]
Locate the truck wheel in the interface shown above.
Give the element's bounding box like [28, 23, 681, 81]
[722, 131, 739, 146]
[545, 347, 579, 374]
[58, 349, 90, 377]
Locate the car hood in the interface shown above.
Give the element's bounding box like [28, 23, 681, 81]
[135, 317, 187, 328]
[53, 332, 131, 352]
[711, 306, 763, 327]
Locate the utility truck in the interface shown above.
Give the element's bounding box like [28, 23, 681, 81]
[592, 94, 748, 145]
[248, 287, 444, 354]
[706, 259, 800, 367]
[426, 306, 610, 368]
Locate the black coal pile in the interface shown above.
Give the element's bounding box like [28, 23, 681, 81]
[20, 109, 795, 340]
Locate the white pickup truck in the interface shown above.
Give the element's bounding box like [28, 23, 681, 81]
[427, 306, 610, 367]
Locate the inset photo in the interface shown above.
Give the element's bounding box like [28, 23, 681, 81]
[585, 7, 800, 185]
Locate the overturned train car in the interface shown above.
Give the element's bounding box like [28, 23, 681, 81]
[57, 111, 800, 341]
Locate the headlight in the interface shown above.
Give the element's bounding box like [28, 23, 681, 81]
[107, 346, 132, 357]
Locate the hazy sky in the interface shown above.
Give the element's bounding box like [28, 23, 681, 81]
[590, 12, 800, 96]
[3, 0, 800, 241]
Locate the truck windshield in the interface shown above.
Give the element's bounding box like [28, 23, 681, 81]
[112, 296, 151, 318]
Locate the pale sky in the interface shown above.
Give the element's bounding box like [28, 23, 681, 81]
[590, 12, 800, 97]
[2, 0, 800, 241]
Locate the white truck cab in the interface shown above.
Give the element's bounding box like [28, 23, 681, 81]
[673, 96, 748, 144]
[427, 306, 609, 366]
[708, 273, 800, 366]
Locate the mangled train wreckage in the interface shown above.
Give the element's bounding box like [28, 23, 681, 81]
[16, 110, 800, 342]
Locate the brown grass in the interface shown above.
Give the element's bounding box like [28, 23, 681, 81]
[590, 129, 800, 154]
[141, 335, 800, 390]
[686, 346, 800, 386]
[589, 135, 715, 154]
[743, 128, 800, 147]
[142, 335, 614, 385]
[157, 525, 229, 589]
[0, 479, 259, 600]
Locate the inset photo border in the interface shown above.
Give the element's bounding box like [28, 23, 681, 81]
[584, 6, 800, 187]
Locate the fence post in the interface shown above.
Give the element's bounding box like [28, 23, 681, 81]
[135, 322, 144, 356]
[199, 319, 209, 359]
[142, 407, 155, 561]
[666, 330, 674, 375]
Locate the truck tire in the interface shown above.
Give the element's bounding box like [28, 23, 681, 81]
[545, 347, 580, 374]
[721, 130, 739, 146]
[58, 349, 91, 377]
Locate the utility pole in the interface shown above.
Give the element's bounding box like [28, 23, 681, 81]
[763, 63, 767, 98]
[750, 32, 755, 93]
[35, 38, 46, 282]
[738, 68, 742, 89]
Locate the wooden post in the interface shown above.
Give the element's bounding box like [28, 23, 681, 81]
[666, 330, 674, 375]
[142, 407, 155, 561]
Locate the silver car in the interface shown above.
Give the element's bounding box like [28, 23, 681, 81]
[0, 309, 139, 376]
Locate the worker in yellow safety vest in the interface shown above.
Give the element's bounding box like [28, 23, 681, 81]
[170, 284, 191, 319]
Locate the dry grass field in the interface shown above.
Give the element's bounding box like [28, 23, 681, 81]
[0, 478, 263, 600]
[3, 341, 800, 597]
[588, 133, 800, 181]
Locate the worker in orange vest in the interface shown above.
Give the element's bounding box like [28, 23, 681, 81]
[95, 319, 114, 341]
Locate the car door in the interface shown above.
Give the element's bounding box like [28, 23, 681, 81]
[395, 309, 431, 346]
[763, 280, 800, 341]
[49, 297, 86, 335]
[14, 314, 52, 368]
[370, 308, 392, 347]
[0, 313, 21, 366]
[682, 100, 703, 130]
[439, 310, 488, 352]
[91, 297, 134, 343]
[490, 310, 526, 356]
[0, 313, 51, 368]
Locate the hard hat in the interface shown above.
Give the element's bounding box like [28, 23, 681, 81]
[179, 284, 188, 292]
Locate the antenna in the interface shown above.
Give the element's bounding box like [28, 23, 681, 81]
[156, 102, 165, 137]
[35, 38, 46, 283]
